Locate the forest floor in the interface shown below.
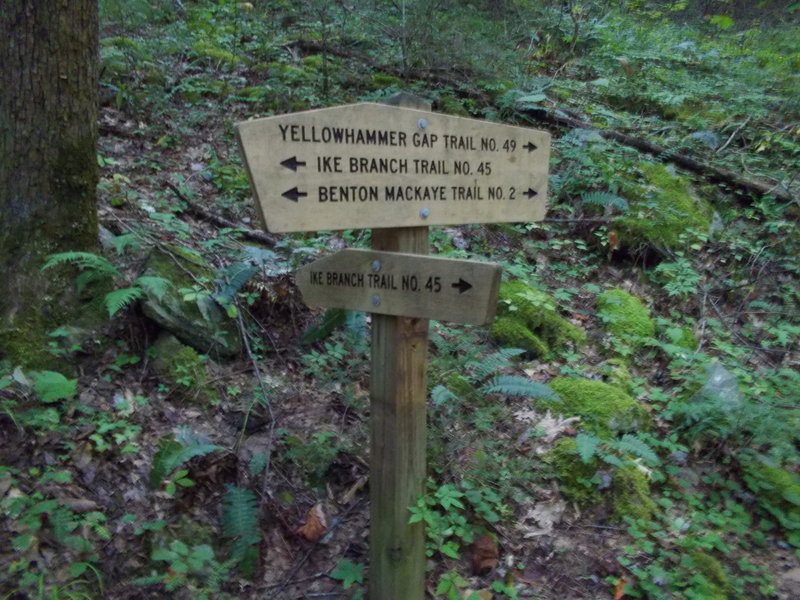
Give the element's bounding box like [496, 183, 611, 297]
[2, 2, 799, 599]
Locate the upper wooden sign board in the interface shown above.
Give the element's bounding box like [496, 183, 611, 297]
[296, 249, 502, 325]
[235, 103, 550, 233]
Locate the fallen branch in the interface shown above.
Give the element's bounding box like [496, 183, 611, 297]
[163, 181, 277, 246]
[516, 106, 796, 205]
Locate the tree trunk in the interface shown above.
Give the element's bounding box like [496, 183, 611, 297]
[0, 0, 99, 367]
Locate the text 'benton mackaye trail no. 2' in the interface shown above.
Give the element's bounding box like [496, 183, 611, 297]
[235, 102, 550, 232]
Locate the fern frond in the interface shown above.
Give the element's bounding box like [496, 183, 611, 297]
[481, 376, 560, 401]
[618, 434, 660, 465]
[581, 192, 629, 213]
[469, 349, 525, 381]
[576, 433, 600, 463]
[431, 384, 458, 406]
[42, 251, 121, 278]
[217, 261, 259, 302]
[110, 233, 141, 255]
[222, 485, 260, 573]
[302, 308, 348, 345]
[104, 287, 145, 317]
[134, 275, 171, 302]
[149, 434, 222, 488]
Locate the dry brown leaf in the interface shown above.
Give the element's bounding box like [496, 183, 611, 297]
[614, 577, 628, 600]
[295, 503, 327, 541]
[471, 534, 499, 575]
[608, 230, 620, 251]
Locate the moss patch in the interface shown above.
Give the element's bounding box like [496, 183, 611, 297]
[597, 287, 655, 347]
[611, 466, 657, 522]
[151, 334, 220, 405]
[546, 377, 650, 435]
[685, 551, 742, 600]
[490, 280, 585, 357]
[614, 163, 712, 253]
[547, 438, 656, 522]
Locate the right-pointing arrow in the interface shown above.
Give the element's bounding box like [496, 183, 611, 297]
[282, 187, 307, 202]
[524, 142, 538, 152]
[451, 278, 473, 294]
[523, 188, 538, 199]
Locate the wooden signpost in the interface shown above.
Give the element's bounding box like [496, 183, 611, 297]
[236, 94, 550, 600]
[296, 249, 502, 325]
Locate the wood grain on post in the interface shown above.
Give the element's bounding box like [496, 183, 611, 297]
[369, 93, 431, 600]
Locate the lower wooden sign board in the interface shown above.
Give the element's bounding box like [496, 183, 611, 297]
[297, 249, 502, 325]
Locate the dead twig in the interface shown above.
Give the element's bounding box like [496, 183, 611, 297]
[163, 180, 278, 247]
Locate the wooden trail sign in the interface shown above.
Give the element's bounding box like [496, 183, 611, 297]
[296, 249, 502, 325]
[235, 102, 550, 233]
[235, 94, 550, 600]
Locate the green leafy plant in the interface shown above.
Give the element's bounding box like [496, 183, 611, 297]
[221, 485, 261, 577]
[134, 539, 234, 599]
[42, 251, 170, 317]
[149, 430, 222, 492]
[330, 558, 365, 590]
[651, 256, 702, 298]
[409, 479, 508, 560]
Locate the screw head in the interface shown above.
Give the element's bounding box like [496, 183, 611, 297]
[420, 207, 430, 219]
[372, 260, 381, 272]
[372, 294, 381, 306]
[417, 118, 427, 130]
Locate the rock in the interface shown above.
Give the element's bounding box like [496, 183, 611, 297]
[597, 287, 655, 347]
[613, 163, 713, 254]
[141, 245, 241, 358]
[491, 280, 585, 357]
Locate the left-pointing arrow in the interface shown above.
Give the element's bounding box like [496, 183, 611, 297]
[282, 187, 307, 202]
[451, 278, 473, 294]
[280, 156, 306, 171]
[523, 188, 538, 199]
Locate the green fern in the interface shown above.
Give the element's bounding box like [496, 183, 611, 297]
[222, 485, 260, 577]
[431, 384, 458, 406]
[481, 376, 560, 401]
[104, 287, 145, 317]
[576, 432, 601, 463]
[618, 433, 660, 465]
[41, 251, 120, 278]
[581, 191, 629, 213]
[216, 261, 259, 302]
[149, 433, 222, 489]
[468, 349, 525, 382]
[133, 275, 170, 301]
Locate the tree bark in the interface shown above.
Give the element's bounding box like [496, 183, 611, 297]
[0, 0, 99, 366]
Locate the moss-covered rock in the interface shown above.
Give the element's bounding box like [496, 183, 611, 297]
[548, 437, 599, 506]
[151, 334, 220, 405]
[490, 280, 585, 357]
[611, 466, 657, 522]
[684, 551, 741, 600]
[597, 287, 655, 346]
[614, 163, 712, 253]
[546, 437, 656, 522]
[546, 377, 650, 434]
[141, 245, 241, 358]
